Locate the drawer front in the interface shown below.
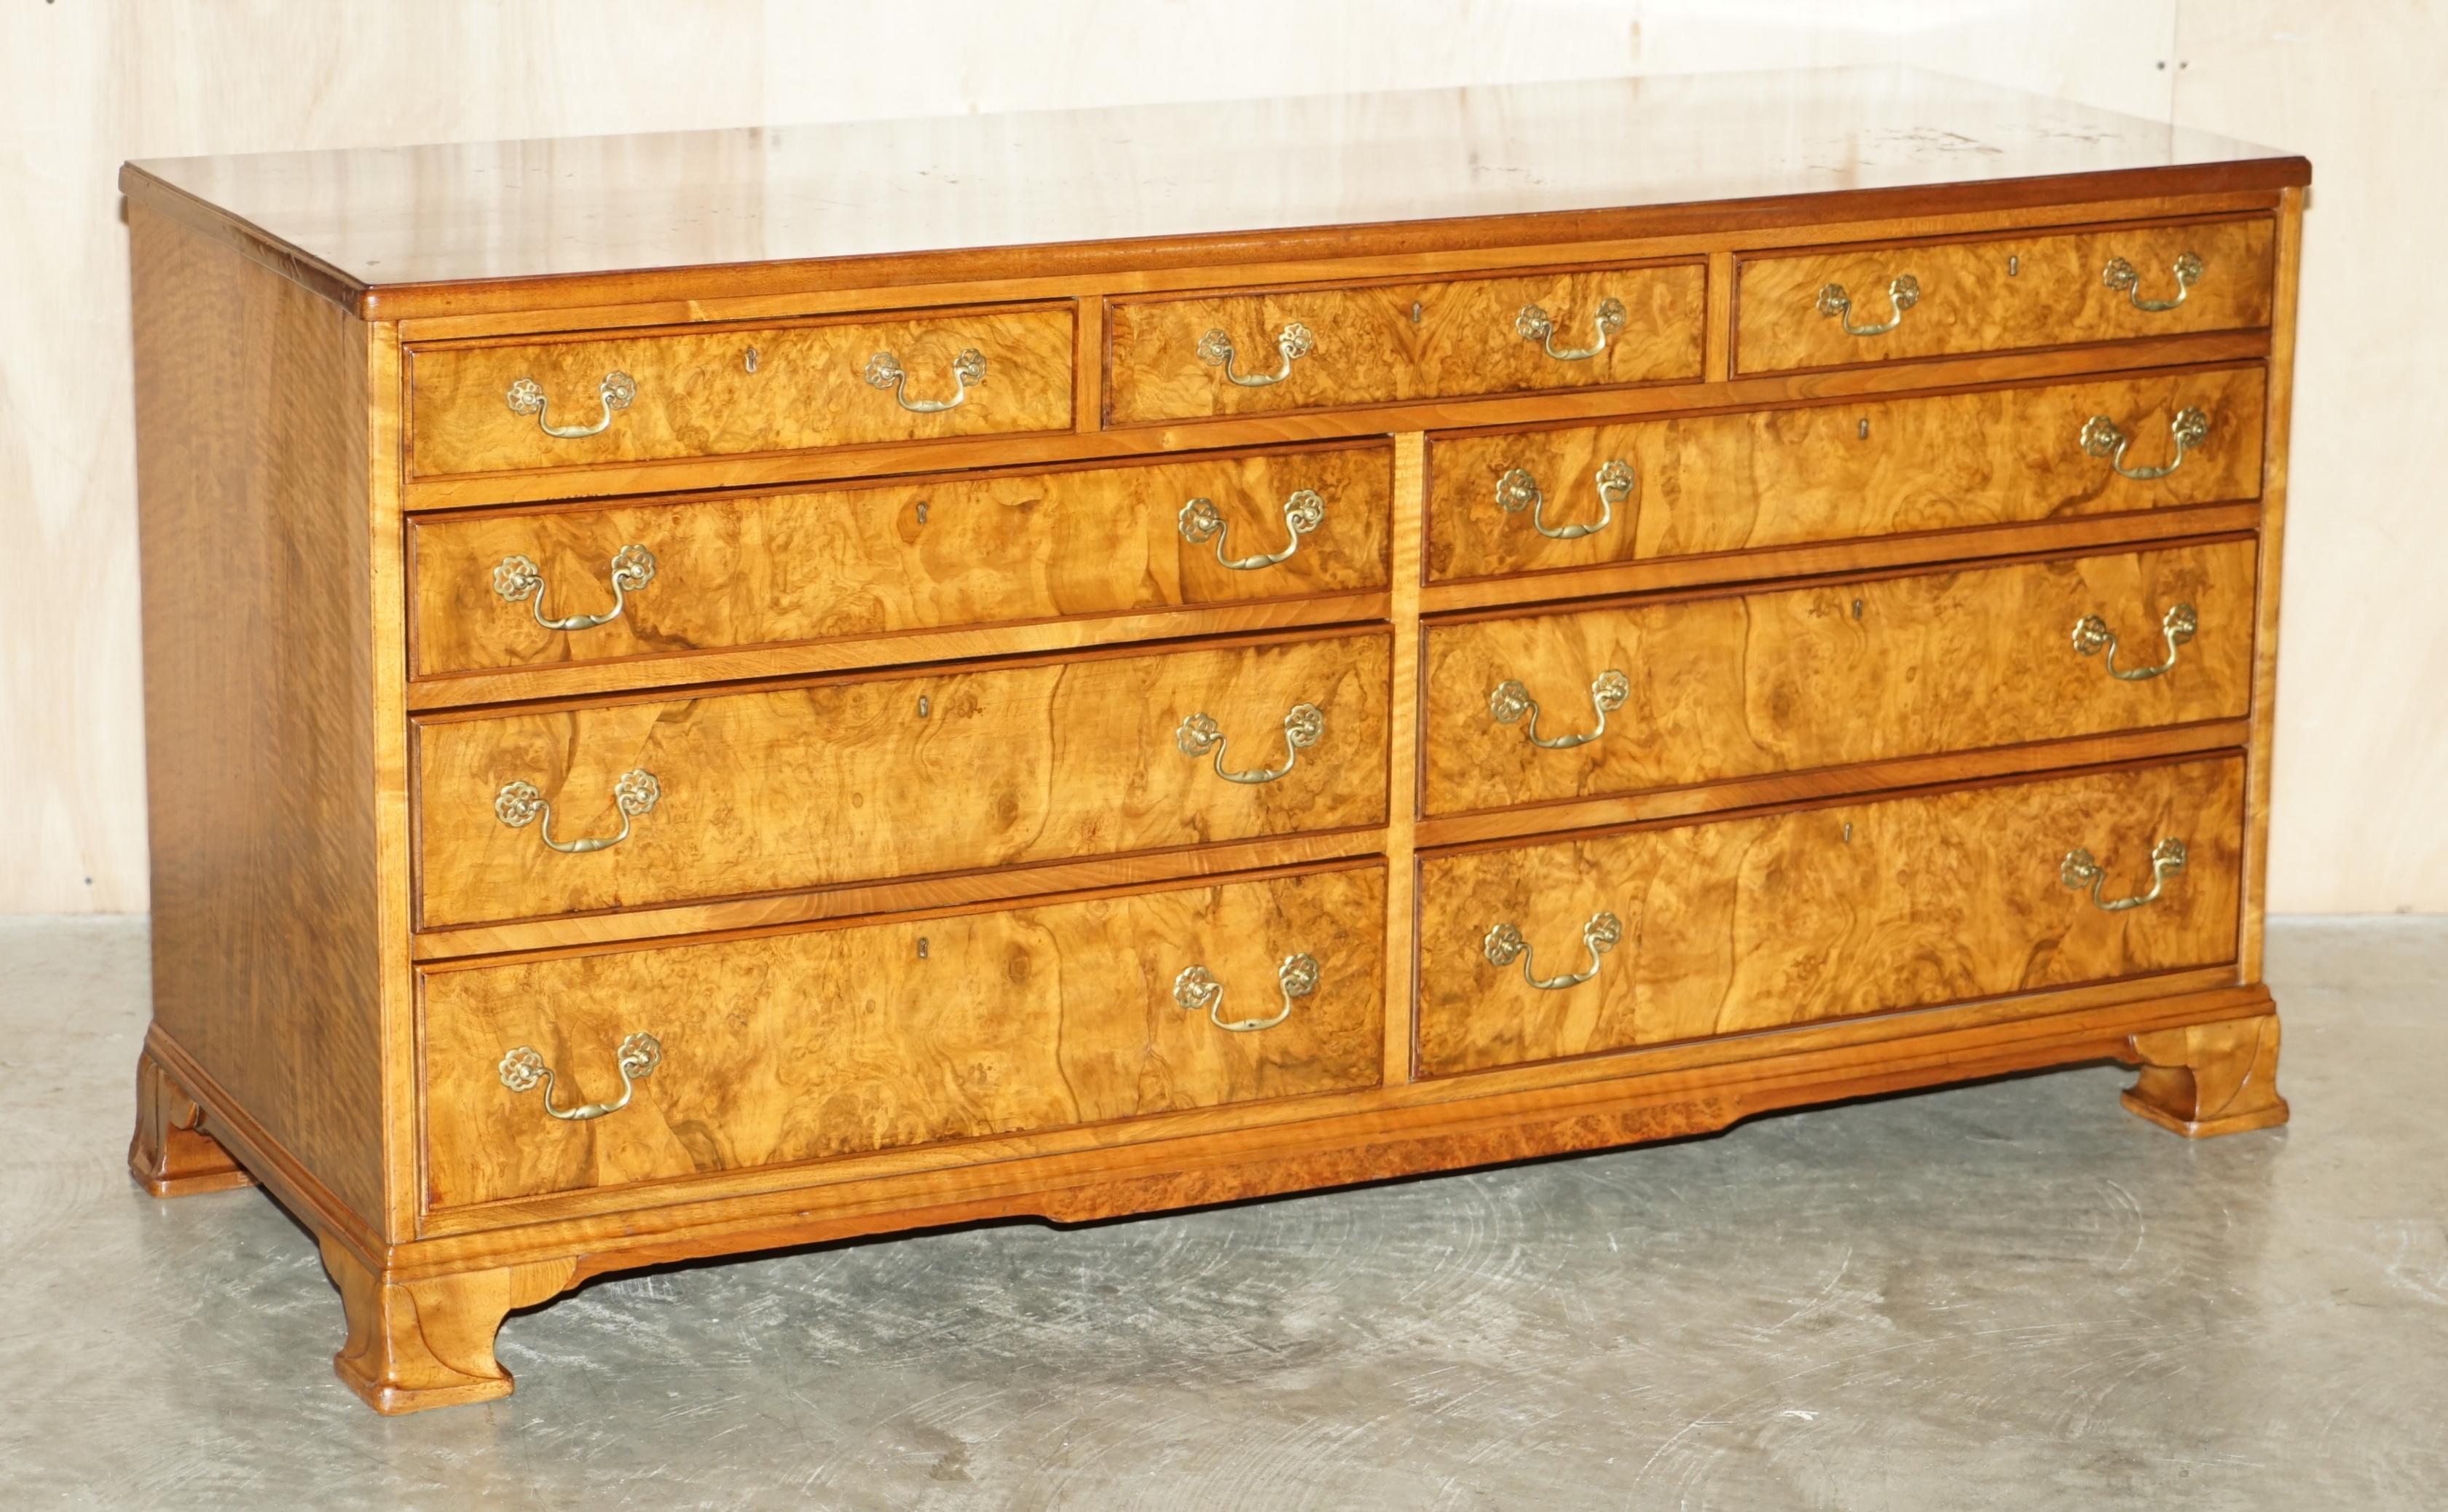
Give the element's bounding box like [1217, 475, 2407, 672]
[1418, 757, 2243, 1076]
[1736, 218, 2273, 374]
[412, 444, 1394, 677]
[423, 865, 1387, 1208]
[408, 304, 1076, 477]
[1106, 263, 1707, 426]
[1426, 366, 2267, 583]
[416, 632, 1390, 926]
[1422, 540, 2254, 817]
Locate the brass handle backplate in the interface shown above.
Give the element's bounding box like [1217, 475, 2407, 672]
[1176, 702, 1323, 784]
[2071, 602, 2197, 681]
[865, 347, 987, 413]
[1483, 911, 1623, 991]
[1816, 274, 1921, 337]
[1173, 953, 1320, 1033]
[491, 545, 656, 631]
[2103, 251, 2204, 312]
[1516, 297, 1627, 361]
[505, 371, 635, 438]
[497, 1032, 662, 1121]
[1494, 459, 1633, 542]
[1178, 489, 1326, 570]
[2062, 838, 2187, 912]
[1489, 669, 1629, 750]
[2081, 407, 2210, 481]
[1197, 323, 1315, 387]
[495, 769, 661, 854]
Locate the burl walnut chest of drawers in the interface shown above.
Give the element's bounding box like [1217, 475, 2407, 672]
[121, 71, 2308, 1413]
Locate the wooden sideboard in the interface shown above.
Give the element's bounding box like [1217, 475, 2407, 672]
[120, 69, 2308, 1414]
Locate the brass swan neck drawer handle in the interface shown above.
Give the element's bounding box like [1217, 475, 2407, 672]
[2071, 602, 2197, 681]
[1178, 489, 1326, 570]
[505, 371, 636, 438]
[1197, 323, 1315, 387]
[1816, 274, 1920, 337]
[1483, 911, 1623, 991]
[497, 1032, 662, 1121]
[1516, 297, 1627, 361]
[865, 347, 987, 412]
[1173, 953, 1320, 1033]
[2103, 250, 2203, 312]
[1175, 703, 1324, 784]
[2062, 837, 2188, 912]
[495, 770, 661, 854]
[491, 545, 656, 631]
[2081, 407, 2210, 481]
[1495, 459, 1633, 541]
[1489, 669, 1629, 750]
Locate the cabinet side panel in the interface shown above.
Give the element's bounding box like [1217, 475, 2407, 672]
[130, 202, 385, 1226]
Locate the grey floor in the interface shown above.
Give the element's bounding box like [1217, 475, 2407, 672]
[1, 920, 2443, 1510]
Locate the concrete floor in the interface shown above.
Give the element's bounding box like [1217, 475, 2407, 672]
[1, 920, 2442, 1509]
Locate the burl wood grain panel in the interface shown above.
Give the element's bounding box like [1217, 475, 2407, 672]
[127, 204, 387, 1224]
[1425, 366, 2267, 583]
[410, 444, 1392, 677]
[407, 304, 1074, 476]
[1417, 757, 2246, 1076]
[1422, 540, 2254, 818]
[422, 865, 1388, 1208]
[1106, 262, 1706, 425]
[416, 632, 1390, 926]
[1736, 218, 2273, 374]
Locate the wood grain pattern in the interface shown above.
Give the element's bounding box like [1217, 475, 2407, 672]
[1106, 263, 1705, 425]
[322, 1233, 575, 1415]
[1422, 540, 2256, 817]
[1736, 217, 2275, 373]
[1425, 366, 2267, 583]
[406, 304, 1074, 477]
[2239, 187, 2306, 979]
[2122, 1012, 2288, 1136]
[127, 203, 387, 1228]
[127, 1044, 254, 1197]
[409, 444, 1391, 677]
[414, 631, 1390, 927]
[1417, 757, 2247, 1076]
[422, 865, 1388, 1208]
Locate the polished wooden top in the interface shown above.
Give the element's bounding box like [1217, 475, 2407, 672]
[123, 68, 2305, 320]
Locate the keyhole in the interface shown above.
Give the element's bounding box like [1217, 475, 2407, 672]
[1411, 300, 1425, 325]
[1842, 822, 1854, 844]
[2007, 255, 2020, 277]
[1857, 418, 1870, 440]
[917, 696, 931, 718]
[917, 937, 929, 960]
[916, 501, 929, 525]
[1851, 599, 1865, 619]
[744, 346, 760, 373]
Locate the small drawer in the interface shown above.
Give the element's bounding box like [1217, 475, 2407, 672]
[1417, 757, 2243, 1076]
[1106, 262, 1706, 426]
[410, 444, 1393, 678]
[1425, 366, 2267, 583]
[406, 303, 1076, 478]
[414, 631, 1390, 927]
[1421, 540, 2254, 818]
[422, 864, 1387, 1208]
[1735, 218, 2274, 374]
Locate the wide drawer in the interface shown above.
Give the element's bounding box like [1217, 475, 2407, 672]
[1417, 757, 2244, 1076]
[406, 303, 1076, 478]
[415, 631, 1390, 926]
[411, 443, 1394, 677]
[422, 864, 1388, 1208]
[1106, 262, 1707, 425]
[1421, 540, 2253, 818]
[1735, 218, 2274, 374]
[1425, 366, 2267, 583]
